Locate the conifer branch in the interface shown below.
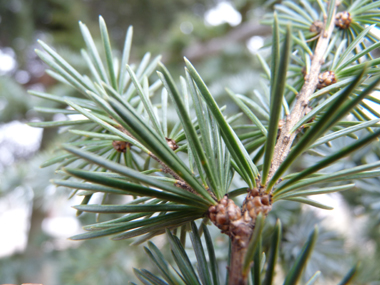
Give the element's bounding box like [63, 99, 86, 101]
[265, 3, 337, 192]
[117, 123, 196, 193]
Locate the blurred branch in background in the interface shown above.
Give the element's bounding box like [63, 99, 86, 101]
[180, 21, 271, 62]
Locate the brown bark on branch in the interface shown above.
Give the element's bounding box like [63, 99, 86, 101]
[265, 7, 337, 187]
[229, 237, 252, 285]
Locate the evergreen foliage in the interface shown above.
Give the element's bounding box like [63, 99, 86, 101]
[28, 0, 380, 283]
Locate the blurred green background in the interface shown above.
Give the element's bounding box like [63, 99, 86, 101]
[0, 0, 380, 284]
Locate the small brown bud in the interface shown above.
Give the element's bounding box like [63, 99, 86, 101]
[165, 137, 179, 150]
[317, 71, 337, 89]
[310, 20, 324, 34]
[112, 140, 128, 152]
[216, 213, 227, 225]
[227, 199, 236, 207]
[227, 205, 238, 221]
[233, 210, 243, 221]
[261, 195, 270, 206]
[278, 119, 285, 129]
[250, 188, 259, 197]
[249, 209, 257, 220]
[216, 203, 225, 212]
[209, 205, 217, 213]
[246, 201, 255, 211]
[253, 197, 262, 208]
[335, 11, 352, 29]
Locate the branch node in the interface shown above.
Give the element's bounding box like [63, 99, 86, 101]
[165, 137, 179, 150]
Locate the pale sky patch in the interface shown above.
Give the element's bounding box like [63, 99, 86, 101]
[205, 2, 242, 27]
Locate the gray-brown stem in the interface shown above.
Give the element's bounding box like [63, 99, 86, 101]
[228, 234, 252, 285]
[265, 6, 337, 188]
